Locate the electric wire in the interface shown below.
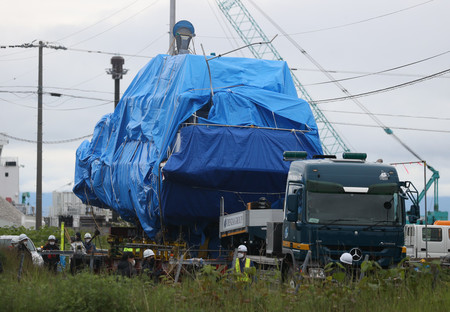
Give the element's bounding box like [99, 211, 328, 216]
[0, 95, 112, 111]
[0, 90, 111, 102]
[54, 0, 141, 42]
[65, 47, 153, 59]
[198, 0, 434, 38]
[288, 0, 435, 35]
[311, 68, 450, 104]
[303, 50, 450, 86]
[320, 109, 450, 122]
[296, 68, 450, 83]
[0, 85, 113, 95]
[67, 0, 161, 48]
[206, 0, 246, 58]
[327, 121, 450, 134]
[123, 32, 166, 61]
[0, 132, 93, 144]
[0, 69, 36, 84]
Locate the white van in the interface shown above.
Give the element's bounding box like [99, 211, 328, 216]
[404, 224, 450, 259]
[0, 235, 44, 266]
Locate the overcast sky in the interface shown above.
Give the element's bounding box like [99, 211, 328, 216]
[1, 0, 449, 211]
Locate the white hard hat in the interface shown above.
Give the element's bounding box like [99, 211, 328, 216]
[19, 233, 28, 242]
[143, 249, 155, 258]
[11, 237, 19, 244]
[340, 252, 353, 265]
[84, 233, 92, 239]
[237, 245, 247, 253]
[48, 235, 56, 241]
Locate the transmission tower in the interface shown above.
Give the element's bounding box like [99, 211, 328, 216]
[215, 0, 350, 154]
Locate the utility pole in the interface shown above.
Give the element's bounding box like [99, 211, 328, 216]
[169, 0, 176, 55]
[107, 56, 127, 108]
[5, 41, 66, 230]
[36, 41, 43, 230]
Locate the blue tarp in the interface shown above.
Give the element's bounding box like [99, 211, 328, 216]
[74, 54, 323, 241]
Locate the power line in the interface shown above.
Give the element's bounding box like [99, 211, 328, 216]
[122, 32, 167, 61]
[54, 0, 141, 42]
[1, 42, 154, 59]
[0, 85, 113, 94]
[302, 50, 450, 86]
[0, 96, 36, 109]
[287, 0, 435, 35]
[65, 47, 153, 59]
[0, 95, 112, 111]
[0, 90, 111, 102]
[328, 121, 450, 134]
[292, 67, 450, 82]
[199, 0, 435, 39]
[45, 101, 112, 111]
[205, 0, 247, 57]
[67, 0, 162, 48]
[0, 132, 93, 144]
[1, 42, 67, 50]
[312, 68, 450, 104]
[320, 109, 450, 122]
[0, 41, 67, 62]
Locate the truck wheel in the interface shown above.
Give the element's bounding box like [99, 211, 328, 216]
[286, 265, 298, 289]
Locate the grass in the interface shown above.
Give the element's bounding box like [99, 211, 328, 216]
[1, 247, 450, 312]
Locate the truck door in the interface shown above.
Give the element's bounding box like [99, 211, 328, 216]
[421, 226, 444, 258]
[283, 182, 303, 246]
[447, 227, 450, 254]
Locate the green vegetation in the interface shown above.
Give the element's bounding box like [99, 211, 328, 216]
[1, 227, 449, 311]
[1, 245, 449, 312]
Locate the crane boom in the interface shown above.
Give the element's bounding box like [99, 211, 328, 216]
[418, 165, 439, 211]
[215, 0, 350, 155]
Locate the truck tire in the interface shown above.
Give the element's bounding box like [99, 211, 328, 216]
[285, 264, 298, 288]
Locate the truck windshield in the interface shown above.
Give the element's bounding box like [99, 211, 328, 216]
[306, 192, 403, 226]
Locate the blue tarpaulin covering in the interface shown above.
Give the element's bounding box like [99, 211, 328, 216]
[73, 54, 323, 242]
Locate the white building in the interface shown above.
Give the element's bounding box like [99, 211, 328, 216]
[0, 138, 20, 205]
[49, 183, 112, 228]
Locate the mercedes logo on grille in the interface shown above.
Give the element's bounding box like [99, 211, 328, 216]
[349, 247, 363, 261]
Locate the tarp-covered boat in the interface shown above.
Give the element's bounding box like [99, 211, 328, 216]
[73, 54, 323, 245]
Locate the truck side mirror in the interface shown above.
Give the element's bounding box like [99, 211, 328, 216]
[286, 191, 302, 222]
[287, 194, 298, 213]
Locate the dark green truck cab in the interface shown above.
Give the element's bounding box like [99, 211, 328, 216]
[283, 156, 407, 269]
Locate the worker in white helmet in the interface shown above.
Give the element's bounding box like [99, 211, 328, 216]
[141, 249, 162, 282]
[83, 232, 97, 254]
[235, 244, 255, 283]
[340, 253, 353, 266]
[9, 236, 19, 249]
[17, 233, 29, 253]
[339, 252, 355, 281]
[43, 234, 60, 272]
